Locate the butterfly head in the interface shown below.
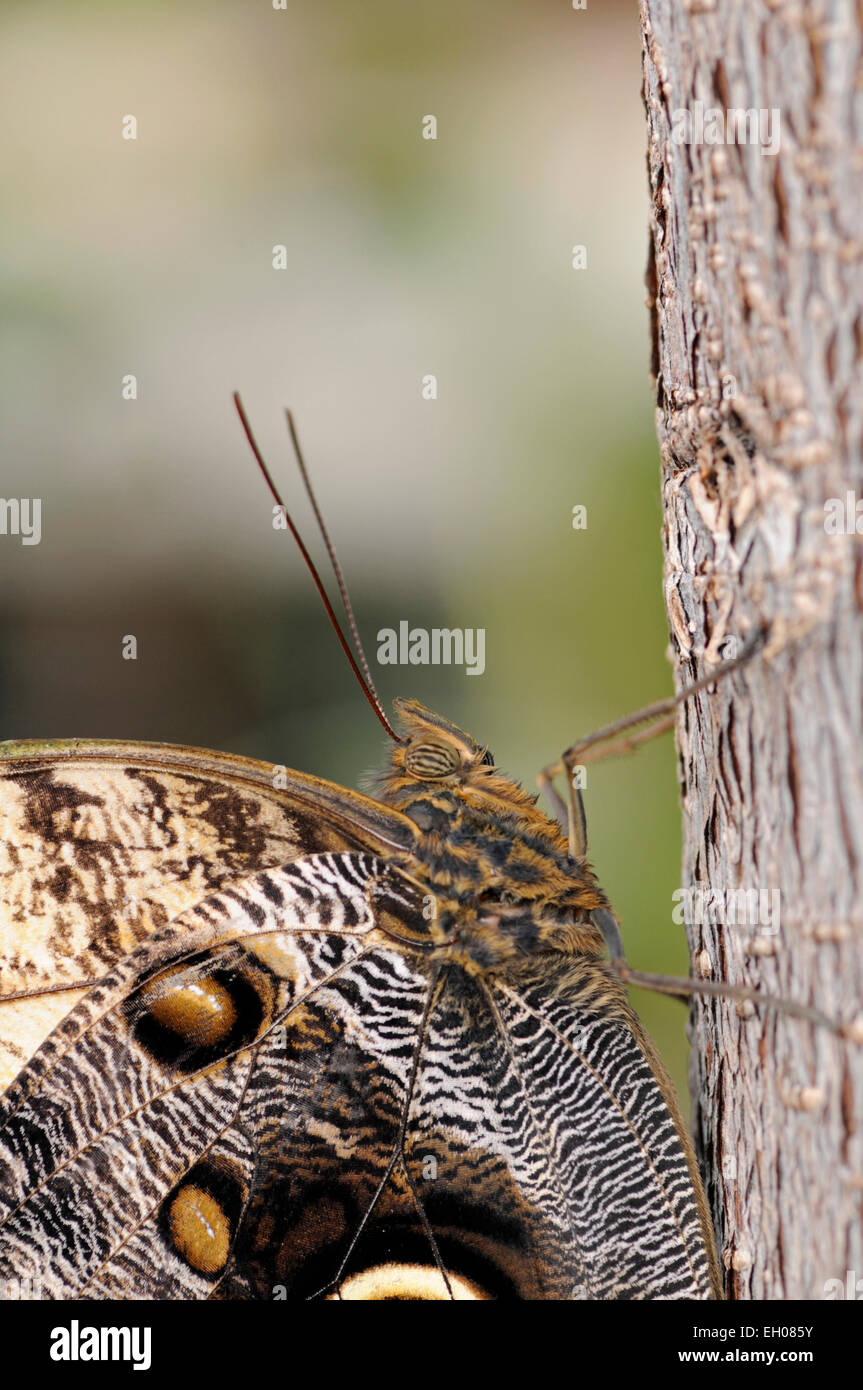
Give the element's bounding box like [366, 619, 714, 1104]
[392, 698, 493, 772]
[384, 698, 497, 783]
[375, 698, 546, 826]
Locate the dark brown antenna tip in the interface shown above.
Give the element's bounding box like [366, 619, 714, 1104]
[284, 408, 379, 700]
[232, 392, 402, 744]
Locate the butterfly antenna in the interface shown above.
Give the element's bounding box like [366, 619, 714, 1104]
[284, 408, 380, 704]
[232, 393, 402, 743]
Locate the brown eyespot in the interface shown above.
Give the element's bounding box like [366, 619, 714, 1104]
[404, 741, 461, 779]
[129, 951, 269, 1072]
[160, 1160, 247, 1275]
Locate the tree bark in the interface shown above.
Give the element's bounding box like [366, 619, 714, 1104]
[640, 0, 863, 1299]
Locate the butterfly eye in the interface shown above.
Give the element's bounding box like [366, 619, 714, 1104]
[480, 748, 495, 767]
[404, 741, 461, 779]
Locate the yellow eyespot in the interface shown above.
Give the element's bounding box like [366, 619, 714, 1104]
[166, 1184, 232, 1275]
[331, 1263, 490, 1300]
[142, 972, 237, 1046]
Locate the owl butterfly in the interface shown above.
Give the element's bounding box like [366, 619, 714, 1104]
[0, 401, 823, 1304]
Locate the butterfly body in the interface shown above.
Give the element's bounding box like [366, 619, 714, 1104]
[0, 700, 720, 1300]
[374, 700, 610, 975]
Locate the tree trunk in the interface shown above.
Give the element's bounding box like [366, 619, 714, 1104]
[640, 0, 863, 1300]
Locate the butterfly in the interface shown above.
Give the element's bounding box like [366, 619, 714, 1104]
[0, 713, 720, 1301]
[0, 400, 723, 1300]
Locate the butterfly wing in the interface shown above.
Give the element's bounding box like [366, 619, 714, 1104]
[461, 968, 718, 1298]
[0, 740, 419, 1090]
[0, 853, 433, 1299]
[0, 848, 716, 1300]
[329, 961, 717, 1300]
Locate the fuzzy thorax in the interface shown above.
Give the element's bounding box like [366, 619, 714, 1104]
[375, 699, 609, 970]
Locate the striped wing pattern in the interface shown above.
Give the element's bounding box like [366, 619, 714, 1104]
[0, 747, 417, 1091]
[483, 976, 713, 1298]
[0, 853, 714, 1300]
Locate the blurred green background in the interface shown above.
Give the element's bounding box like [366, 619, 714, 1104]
[0, 1, 693, 1099]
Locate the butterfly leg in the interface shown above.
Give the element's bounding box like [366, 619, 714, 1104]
[616, 958, 852, 1035]
[537, 715, 677, 859]
[538, 626, 768, 860]
[535, 766, 587, 857]
[592, 906, 853, 1036]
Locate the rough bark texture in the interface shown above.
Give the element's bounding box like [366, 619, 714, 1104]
[640, 1, 863, 1299]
